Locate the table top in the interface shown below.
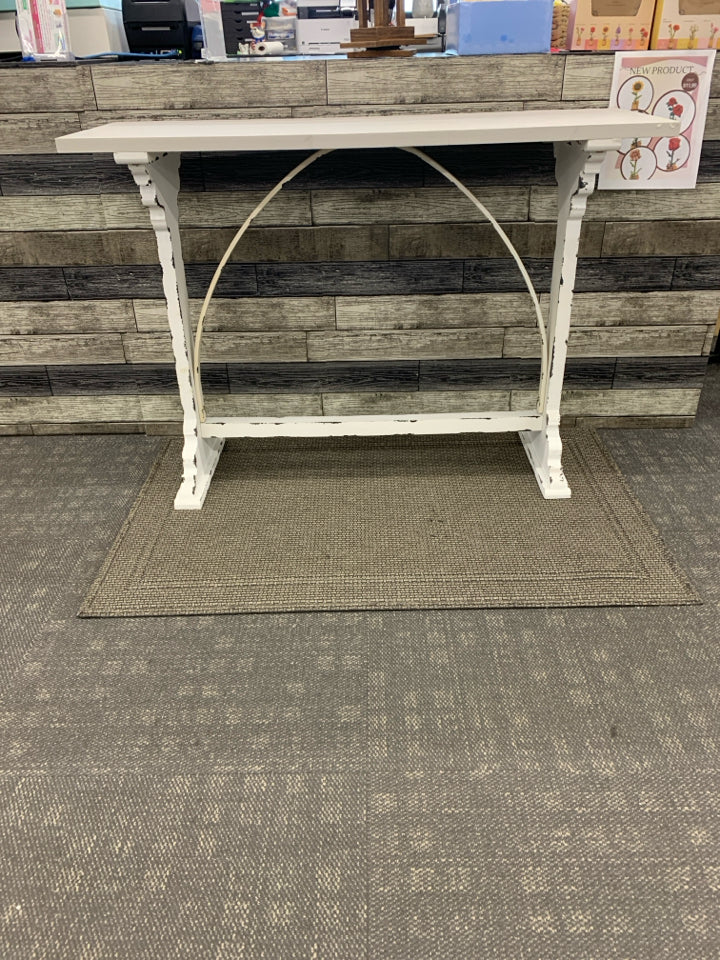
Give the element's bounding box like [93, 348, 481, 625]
[55, 109, 680, 154]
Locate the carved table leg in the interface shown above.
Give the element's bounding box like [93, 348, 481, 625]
[520, 139, 613, 500]
[115, 151, 225, 509]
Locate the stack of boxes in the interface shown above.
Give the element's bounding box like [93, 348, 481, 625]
[566, 0, 720, 50]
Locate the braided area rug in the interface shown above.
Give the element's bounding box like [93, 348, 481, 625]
[80, 430, 699, 617]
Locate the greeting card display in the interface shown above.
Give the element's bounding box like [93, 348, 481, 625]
[598, 50, 716, 189]
[650, 0, 720, 49]
[566, 0, 657, 50]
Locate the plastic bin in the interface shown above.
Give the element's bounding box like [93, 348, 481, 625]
[445, 0, 554, 55]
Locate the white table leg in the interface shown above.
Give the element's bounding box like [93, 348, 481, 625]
[115, 151, 225, 509]
[520, 139, 612, 500]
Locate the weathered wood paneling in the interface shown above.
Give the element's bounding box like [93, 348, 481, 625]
[614, 357, 708, 388]
[182, 225, 390, 264]
[228, 361, 419, 393]
[0, 156, 132, 195]
[47, 363, 229, 395]
[257, 261, 463, 297]
[30, 421, 146, 434]
[706, 100, 720, 140]
[311, 187, 530, 225]
[0, 334, 126, 365]
[0, 196, 106, 231]
[0, 114, 81, 155]
[327, 57, 563, 105]
[123, 332, 307, 364]
[307, 329, 505, 362]
[561, 58, 614, 101]
[603, 220, 720, 257]
[504, 325, 709, 358]
[0, 300, 135, 334]
[573, 415, 695, 428]
[0, 423, 34, 435]
[80, 107, 293, 128]
[531, 184, 720, 222]
[133, 297, 335, 332]
[389, 221, 603, 259]
[672, 257, 720, 288]
[292, 101, 524, 117]
[322, 389, 511, 415]
[418, 143, 556, 187]
[140, 393, 322, 420]
[0, 230, 158, 267]
[1, 65, 95, 112]
[0, 395, 143, 422]
[103, 191, 312, 229]
[419, 358, 615, 390]
[91, 62, 326, 110]
[511, 387, 702, 415]
[64, 264, 259, 300]
[0, 366, 51, 395]
[336, 292, 539, 330]
[466, 258, 679, 293]
[570, 291, 719, 326]
[0, 268, 68, 301]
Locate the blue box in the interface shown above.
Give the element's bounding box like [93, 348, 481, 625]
[445, 0, 553, 55]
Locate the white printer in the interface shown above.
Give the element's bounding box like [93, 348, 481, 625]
[295, 0, 357, 55]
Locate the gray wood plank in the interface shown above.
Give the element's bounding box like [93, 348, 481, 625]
[80, 107, 293, 128]
[561, 58, 614, 101]
[327, 57, 563, 105]
[257, 261, 463, 297]
[464, 258, 678, 293]
[389, 221, 603, 259]
[102, 191, 312, 229]
[181, 225, 390, 264]
[419, 143, 556, 187]
[573, 415, 695, 428]
[531, 184, 720, 222]
[511, 387, 701, 416]
[227, 361, 419, 393]
[91, 62, 326, 110]
[1, 65, 95, 112]
[123, 332, 307, 364]
[0, 156, 136, 195]
[0, 300, 135, 334]
[614, 357, 708, 388]
[292, 101, 523, 117]
[0, 269, 68, 302]
[307, 329, 505, 362]
[64, 265, 258, 300]
[0, 334, 126, 365]
[0, 423, 34, 435]
[673, 258, 720, 289]
[419, 358, 615, 390]
[0, 230, 158, 266]
[0, 366, 51, 396]
[603, 221, 720, 257]
[706, 100, 720, 140]
[0, 395, 143, 423]
[31, 421, 145, 434]
[201, 148, 427, 192]
[570, 291, 720, 326]
[336, 292, 540, 330]
[311, 187, 530, 225]
[133, 297, 335, 332]
[140, 393, 323, 420]
[504, 325, 709, 358]
[322, 389, 511, 415]
[0, 196, 106, 231]
[698, 141, 720, 181]
[47, 363, 229, 395]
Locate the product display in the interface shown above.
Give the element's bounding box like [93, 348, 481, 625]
[446, 0, 554, 55]
[566, 0, 656, 49]
[650, 0, 720, 48]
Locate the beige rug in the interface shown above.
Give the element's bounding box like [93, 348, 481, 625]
[80, 431, 699, 616]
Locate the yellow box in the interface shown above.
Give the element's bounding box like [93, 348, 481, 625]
[567, 0, 657, 50]
[650, 0, 720, 49]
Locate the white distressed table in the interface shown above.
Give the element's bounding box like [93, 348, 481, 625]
[56, 110, 679, 509]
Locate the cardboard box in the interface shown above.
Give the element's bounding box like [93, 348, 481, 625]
[445, 0, 554, 55]
[566, 0, 657, 50]
[650, 0, 720, 49]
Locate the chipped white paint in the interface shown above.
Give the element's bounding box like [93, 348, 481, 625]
[116, 151, 223, 509]
[59, 113, 678, 509]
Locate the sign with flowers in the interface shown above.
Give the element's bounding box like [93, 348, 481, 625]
[598, 50, 716, 190]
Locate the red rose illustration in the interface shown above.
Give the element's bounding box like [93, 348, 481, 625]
[673, 23, 680, 30]
[668, 137, 681, 151]
[668, 97, 677, 105]
[673, 104, 684, 116]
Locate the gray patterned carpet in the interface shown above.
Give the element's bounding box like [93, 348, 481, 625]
[1, 366, 719, 959]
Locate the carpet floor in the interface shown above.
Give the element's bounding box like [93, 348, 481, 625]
[80, 430, 698, 616]
[0, 366, 719, 960]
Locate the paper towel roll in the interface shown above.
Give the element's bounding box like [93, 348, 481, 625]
[253, 41, 285, 56]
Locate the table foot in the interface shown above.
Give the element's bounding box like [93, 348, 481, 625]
[174, 435, 225, 510]
[519, 422, 571, 500]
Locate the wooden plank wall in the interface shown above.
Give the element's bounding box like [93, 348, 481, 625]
[0, 56, 718, 435]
